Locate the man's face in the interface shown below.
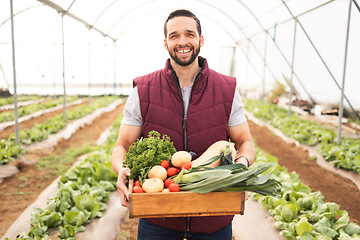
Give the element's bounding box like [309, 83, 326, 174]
[164, 16, 204, 66]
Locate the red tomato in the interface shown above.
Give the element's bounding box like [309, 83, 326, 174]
[167, 167, 180, 177]
[169, 183, 180, 192]
[133, 186, 143, 193]
[161, 160, 170, 169]
[134, 180, 141, 187]
[181, 162, 192, 170]
[164, 178, 175, 188]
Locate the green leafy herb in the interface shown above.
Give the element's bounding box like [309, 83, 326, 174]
[123, 130, 177, 182]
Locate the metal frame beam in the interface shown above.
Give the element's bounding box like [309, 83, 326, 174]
[36, 0, 116, 41]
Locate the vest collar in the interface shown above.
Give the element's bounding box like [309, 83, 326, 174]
[163, 56, 209, 89]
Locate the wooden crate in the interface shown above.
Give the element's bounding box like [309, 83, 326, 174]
[128, 179, 245, 218]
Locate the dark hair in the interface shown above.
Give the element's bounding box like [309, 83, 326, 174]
[164, 9, 202, 37]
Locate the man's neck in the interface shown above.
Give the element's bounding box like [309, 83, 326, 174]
[170, 58, 201, 88]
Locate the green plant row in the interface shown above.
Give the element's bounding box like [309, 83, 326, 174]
[318, 138, 360, 174]
[0, 96, 79, 123]
[0, 96, 119, 165]
[250, 149, 360, 239]
[0, 95, 41, 107]
[244, 99, 360, 175]
[9, 115, 123, 240]
[244, 99, 336, 145]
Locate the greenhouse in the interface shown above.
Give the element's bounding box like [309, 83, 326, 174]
[1, 0, 360, 239]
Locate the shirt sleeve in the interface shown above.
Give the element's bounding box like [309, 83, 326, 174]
[121, 86, 143, 126]
[228, 89, 247, 127]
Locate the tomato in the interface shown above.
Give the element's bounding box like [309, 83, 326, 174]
[133, 186, 143, 193]
[181, 162, 192, 170]
[164, 178, 175, 188]
[167, 167, 180, 177]
[134, 180, 141, 187]
[161, 160, 170, 169]
[169, 183, 180, 192]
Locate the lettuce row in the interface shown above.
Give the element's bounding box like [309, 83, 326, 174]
[8, 115, 123, 240]
[244, 99, 336, 146]
[13, 150, 117, 240]
[244, 99, 360, 175]
[0, 96, 119, 165]
[0, 95, 41, 107]
[0, 96, 79, 123]
[318, 138, 360, 174]
[250, 150, 360, 239]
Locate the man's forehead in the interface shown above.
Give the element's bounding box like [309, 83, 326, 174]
[166, 16, 197, 33]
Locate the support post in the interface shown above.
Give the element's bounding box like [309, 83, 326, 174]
[61, 15, 67, 120]
[104, 43, 107, 97]
[52, 42, 57, 97]
[262, 32, 268, 102]
[288, 19, 298, 117]
[10, 0, 19, 144]
[88, 29, 92, 105]
[113, 41, 117, 96]
[338, 0, 352, 144]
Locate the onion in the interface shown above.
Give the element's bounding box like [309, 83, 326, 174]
[148, 165, 167, 181]
[171, 151, 192, 168]
[142, 178, 164, 193]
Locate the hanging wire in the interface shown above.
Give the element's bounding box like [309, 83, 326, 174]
[66, 0, 77, 12]
[353, 0, 360, 12]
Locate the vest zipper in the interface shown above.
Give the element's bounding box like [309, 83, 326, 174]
[184, 216, 192, 238]
[172, 72, 189, 152]
[183, 116, 188, 151]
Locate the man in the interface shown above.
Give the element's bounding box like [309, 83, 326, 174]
[112, 9, 256, 240]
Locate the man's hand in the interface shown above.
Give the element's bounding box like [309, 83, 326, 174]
[117, 167, 131, 207]
[112, 124, 142, 208]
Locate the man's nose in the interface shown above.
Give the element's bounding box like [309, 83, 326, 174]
[178, 35, 188, 45]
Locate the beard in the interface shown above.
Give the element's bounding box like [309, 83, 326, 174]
[168, 42, 201, 66]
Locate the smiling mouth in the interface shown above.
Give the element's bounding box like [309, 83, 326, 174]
[176, 49, 191, 54]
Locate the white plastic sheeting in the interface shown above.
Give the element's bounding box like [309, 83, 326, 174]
[0, 0, 359, 111]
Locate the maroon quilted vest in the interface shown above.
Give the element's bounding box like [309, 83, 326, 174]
[134, 57, 236, 233]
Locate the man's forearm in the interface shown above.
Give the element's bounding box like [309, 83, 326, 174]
[111, 145, 127, 175]
[235, 140, 256, 166]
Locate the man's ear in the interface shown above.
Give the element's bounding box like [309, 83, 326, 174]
[200, 35, 204, 47]
[164, 39, 168, 50]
